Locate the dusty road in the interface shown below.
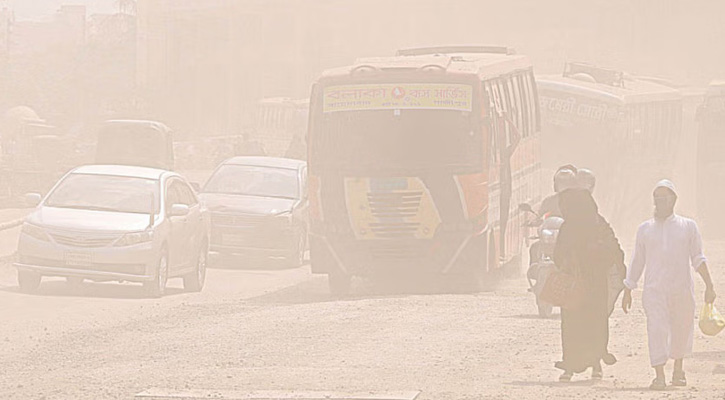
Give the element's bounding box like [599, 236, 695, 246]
[1, 229, 724, 399]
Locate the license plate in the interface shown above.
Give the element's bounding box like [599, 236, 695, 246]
[65, 252, 93, 267]
[222, 234, 246, 247]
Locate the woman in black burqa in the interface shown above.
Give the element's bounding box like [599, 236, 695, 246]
[553, 188, 625, 381]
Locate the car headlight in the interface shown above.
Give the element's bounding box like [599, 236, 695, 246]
[21, 223, 50, 242]
[276, 211, 293, 224]
[114, 230, 154, 247]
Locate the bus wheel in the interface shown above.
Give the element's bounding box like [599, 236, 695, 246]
[328, 270, 351, 296]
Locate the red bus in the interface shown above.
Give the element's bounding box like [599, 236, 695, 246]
[307, 46, 541, 294]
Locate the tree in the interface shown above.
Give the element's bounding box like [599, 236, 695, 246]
[117, 0, 136, 16]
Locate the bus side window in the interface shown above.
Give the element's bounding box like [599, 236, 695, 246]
[484, 81, 500, 165]
[515, 73, 530, 138]
[494, 79, 513, 146]
[524, 71, 540, 132]
[511, 76, 525, 135]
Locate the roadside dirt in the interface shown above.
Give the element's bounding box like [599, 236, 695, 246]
[0, 240, 723, 399]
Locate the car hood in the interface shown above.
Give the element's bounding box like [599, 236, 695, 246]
[199, 193, 296, 216]
[28, 207, 152, 232]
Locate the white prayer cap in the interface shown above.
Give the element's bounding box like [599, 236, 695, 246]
[654, 179, 677, 197]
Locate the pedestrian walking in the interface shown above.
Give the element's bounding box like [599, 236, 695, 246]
[621, 179, 717, 390]
[553, 188, 625, 381]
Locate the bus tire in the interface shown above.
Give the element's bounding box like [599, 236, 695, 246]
[328, 270, 351, 296]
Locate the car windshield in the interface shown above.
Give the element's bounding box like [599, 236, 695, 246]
[203, 165, 299, 199]
[45, 173, 159, 214]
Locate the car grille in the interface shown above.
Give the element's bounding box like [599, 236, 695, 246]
[212, 213, 269, 228]
[49, 232, 120, 248]
[367, 191, 423, 238]
[210, 213, 292, 249]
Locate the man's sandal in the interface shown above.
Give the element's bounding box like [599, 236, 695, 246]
[559, 371, 573, 382]
[672, 371, 687, 387]
[649, 377, 666, 391]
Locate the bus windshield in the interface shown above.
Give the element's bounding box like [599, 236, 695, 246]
[310, 108, 481, 173]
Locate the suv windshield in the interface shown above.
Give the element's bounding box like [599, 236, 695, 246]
[203, 165, 299, 199]
[45, 174, 159, 214]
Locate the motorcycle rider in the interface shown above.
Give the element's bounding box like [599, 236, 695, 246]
[576, 168, 596, 194]
[538, 165, 578, 218]
[529, 165, 578, 266]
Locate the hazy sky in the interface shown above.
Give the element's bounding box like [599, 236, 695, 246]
[6, 0, 116, 20]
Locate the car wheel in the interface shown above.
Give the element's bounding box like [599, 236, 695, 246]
[18, 270, 41, 293]
[144, 253, 168, 298]
[328, 270, 351, 296]
[184, 242, 207, 292]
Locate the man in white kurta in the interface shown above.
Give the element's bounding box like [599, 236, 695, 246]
[622, 180, 716, 390]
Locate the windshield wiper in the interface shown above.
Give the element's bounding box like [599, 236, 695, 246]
[52, 205, 125, 213]
[211, 192, 297, 200]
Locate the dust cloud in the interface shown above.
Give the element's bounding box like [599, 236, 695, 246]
[0, 1, 724, 399]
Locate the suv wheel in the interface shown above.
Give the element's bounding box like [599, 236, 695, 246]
[284, 231, 306, 267]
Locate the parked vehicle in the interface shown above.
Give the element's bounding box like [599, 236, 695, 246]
[199, 157, 308, 267]
[15, 165, 209, 297]
[537, 63, 683, 238]
[521, 202, 563, 318]
[95, 120, 175, 171]
[696, 81, 725, 238]
[0, 106, 80, 200]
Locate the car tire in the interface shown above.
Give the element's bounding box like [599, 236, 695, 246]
[18, 270, 41, 293]
[144, 252, 168, 298]
[328, 270, 351, 296]
[284, 231, 306, 267]
[184, 242, 207, 292]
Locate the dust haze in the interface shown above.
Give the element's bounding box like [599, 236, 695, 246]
[0, 1, 724, 399]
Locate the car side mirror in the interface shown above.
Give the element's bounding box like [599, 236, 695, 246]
[190, 182, 201, 192]
[25, 193, 42, 207]
[169, 204, 190, 217]
[518, 203, 534, 214]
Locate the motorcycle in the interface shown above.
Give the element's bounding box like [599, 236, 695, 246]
[519, 203, 564, 318]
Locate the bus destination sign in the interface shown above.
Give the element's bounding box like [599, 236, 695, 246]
[323, 83, 473, 113]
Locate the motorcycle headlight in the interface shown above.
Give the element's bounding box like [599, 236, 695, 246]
[114, 230, 154, 247]
[21, 223, 50, 242]
[541, 230, 556, 245]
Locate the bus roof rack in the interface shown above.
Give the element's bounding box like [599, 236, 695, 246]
[396, 46, 516, 57]
[564, 62, 625, 88]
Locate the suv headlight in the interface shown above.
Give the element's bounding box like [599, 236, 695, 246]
[21, 223, 50, 242]
[114, 231, 153, 247]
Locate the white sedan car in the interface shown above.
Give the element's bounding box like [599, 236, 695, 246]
[15, 165, 210, 297]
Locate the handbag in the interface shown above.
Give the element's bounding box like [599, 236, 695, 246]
[539, 265, 586, 310]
